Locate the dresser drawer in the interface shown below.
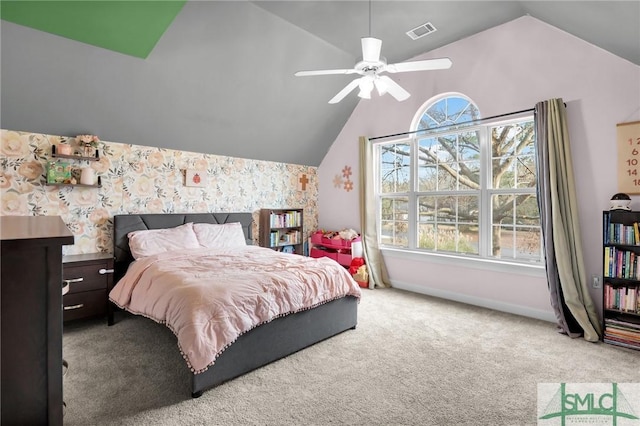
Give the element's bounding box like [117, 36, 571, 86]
[62, 254, 114, 323]
[63, 262, 110, 294]
[63, 290, 107, 322]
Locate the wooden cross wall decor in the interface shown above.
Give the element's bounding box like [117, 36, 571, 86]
[298, 173, 309, 191]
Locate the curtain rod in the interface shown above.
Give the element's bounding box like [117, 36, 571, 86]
[369, 107, 535, 141]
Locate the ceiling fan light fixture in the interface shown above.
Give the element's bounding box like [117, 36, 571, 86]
[374, 76, 388, 96]
[357, 77, 374, 99]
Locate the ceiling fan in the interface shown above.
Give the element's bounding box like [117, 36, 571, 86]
[294, 36, 452, 104]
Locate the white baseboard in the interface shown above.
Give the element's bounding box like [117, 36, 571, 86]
[390, 280, 557, 323]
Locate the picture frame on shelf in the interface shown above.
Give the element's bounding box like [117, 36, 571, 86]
[46, 160, 72, 184]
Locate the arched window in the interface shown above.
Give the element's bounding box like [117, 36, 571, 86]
[413, 93, 481, 131]
[375, 93, 541, 265]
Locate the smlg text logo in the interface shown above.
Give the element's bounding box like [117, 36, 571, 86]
[538, 383, 640, 425]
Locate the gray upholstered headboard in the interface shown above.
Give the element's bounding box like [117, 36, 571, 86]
[113, 212, 254, 281]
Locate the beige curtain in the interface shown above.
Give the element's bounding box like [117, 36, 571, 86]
[359, 136, 390, 288]
[535, 99, 601, 341]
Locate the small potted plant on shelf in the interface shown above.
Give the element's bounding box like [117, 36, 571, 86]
[76, 134, 100, 157]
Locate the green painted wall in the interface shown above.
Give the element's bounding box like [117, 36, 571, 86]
[0, 0, 186, 58]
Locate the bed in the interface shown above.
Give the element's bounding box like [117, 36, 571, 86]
[110, 212, 360, 398]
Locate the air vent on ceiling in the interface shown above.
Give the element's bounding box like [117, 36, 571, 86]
[406, 22, 437, 40]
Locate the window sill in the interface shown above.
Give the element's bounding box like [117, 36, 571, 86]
[381, 247, 546, 278]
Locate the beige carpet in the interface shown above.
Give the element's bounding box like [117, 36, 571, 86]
[62, 288, 640, 425]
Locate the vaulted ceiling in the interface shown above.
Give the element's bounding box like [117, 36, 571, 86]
[1, 1, 638, 166]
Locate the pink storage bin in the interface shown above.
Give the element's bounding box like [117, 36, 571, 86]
[310, 247, 324, 258]
[321, 236, 339, 246]
[310, 248, 338, 262]
[310, 233, 323, 245]
[337, 253, 352, 266]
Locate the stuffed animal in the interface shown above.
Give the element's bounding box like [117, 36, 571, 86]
[349, 257, 365, 275]
[338, 228, 359, 241]
[353, 265, 368, 288]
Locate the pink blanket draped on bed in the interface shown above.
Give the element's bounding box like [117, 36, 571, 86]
[109, 245, 362, 373]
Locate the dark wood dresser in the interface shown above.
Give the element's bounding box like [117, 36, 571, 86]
[1, 216, 73, 426]
[63, 253, 114, 323]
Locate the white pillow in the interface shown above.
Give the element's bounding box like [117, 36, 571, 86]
[193, 222, 247, 248]
[128, 222, 200, 259]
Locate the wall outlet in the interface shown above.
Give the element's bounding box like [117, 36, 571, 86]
[592, 275, 601, 289]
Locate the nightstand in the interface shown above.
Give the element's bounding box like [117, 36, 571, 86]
[62, 253, 114, 323]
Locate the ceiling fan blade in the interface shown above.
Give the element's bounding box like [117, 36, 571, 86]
[377, 76, 410, 101]
[361, 37, 382, 62]
[295, 69, 357, 77]
[386, 58, 453, 73]
[328, 78, 362, 104]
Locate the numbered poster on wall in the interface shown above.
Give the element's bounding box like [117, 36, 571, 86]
[617, 121, 640, 194]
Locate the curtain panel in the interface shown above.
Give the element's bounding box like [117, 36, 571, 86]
[535, 99, 601, 342]
[359, 136, 390, 288]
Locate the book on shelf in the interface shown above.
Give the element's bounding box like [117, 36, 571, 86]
[606, 220, 640, 245]
[604, 317, 640, 349]
[269, 210, 302, 228]
[604, 284, 639, 313]
[603, 247, 639, 279]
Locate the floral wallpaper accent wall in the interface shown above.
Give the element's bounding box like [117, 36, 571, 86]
[0, 130, 318, 255]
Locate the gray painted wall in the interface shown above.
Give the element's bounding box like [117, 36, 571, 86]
[1, 1, 357, 166]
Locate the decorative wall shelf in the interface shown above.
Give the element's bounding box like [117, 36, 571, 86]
[47, 145, 101, 187]
[51, 145, 99, 161]
[45, 176, 102, 188]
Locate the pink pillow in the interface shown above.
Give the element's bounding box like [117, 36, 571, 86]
[193, 222, 247, 248]
[128, 222, 200, 259]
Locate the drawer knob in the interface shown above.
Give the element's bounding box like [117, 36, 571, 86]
[64, 304, 84, 311]
[99, 268, 114, 275]
[64, 277, 83, 284]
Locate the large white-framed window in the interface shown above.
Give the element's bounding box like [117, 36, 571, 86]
[375, 93, 542, 265]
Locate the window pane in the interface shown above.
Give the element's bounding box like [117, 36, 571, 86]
[380, 197, 409, 247]
[492, 194, 515, 225]
[458, 160, 480, 190]
[417, 164, 437, 191]
[492, 225, 542, 261]
[491, 121, 536, 189]
[458, 131, 480, 161]
[417, 195, 479, 254]
[491, 193, 540, 261]
[380, 143, 411, 193]
[515, 155, 536, 188]
[515, 195, 540, 226]
[417, 132, 480, 192]
[437, 164, 457, 191]
[418, 96, 480, 129]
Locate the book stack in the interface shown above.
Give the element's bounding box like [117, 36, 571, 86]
[604, 284, 639, 312]
[604, 318, 640, 350]
[604, 247, 639, 279]
[270, 211, 302, 228]
[269, 229, 300, 247]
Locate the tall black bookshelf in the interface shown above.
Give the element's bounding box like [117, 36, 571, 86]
[602, 210, 640, 350]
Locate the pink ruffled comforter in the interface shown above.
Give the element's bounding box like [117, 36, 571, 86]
[109, 246, 362, 373]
